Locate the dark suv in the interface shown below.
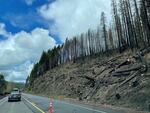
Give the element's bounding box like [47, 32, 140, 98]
[8, 89, 21, 102]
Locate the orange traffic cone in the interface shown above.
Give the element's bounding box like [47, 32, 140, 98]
[49, 100, 52, 113]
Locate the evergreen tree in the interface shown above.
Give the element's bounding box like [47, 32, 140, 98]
[0, 74, 6, 93]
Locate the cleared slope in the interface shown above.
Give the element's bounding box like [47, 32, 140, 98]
[28, 50, 150, 111]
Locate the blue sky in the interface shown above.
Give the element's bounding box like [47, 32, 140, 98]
[0, 0, 47, 32]
[0, 0, 62, 43]
[0, 0, 111, 82]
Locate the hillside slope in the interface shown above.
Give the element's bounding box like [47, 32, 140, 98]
[6, 82, 25, 92]
[27, 50, 150, 111]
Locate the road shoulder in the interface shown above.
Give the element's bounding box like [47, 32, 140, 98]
[24, 93, 149, 113]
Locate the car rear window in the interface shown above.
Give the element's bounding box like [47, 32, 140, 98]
[11, 91, 19, 94]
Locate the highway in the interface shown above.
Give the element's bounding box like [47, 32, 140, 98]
[0, 93, 125, 113]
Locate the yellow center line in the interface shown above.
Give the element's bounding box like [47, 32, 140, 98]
[23, 97, 45, 113]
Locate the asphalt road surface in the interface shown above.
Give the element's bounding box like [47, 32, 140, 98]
[0, 93, 125, 113]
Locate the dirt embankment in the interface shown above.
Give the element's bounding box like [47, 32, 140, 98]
[29, 49, 150, 112]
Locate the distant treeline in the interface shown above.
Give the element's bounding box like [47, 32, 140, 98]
[0, 74, 25, 93]
[26, 0, 150, 87]
[0, 74, 6, 93]
[6, 82, 25, 92]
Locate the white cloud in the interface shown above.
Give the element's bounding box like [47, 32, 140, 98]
[0, 24, 56, 82]
[39, 0, 111, 41]
[25, 0, 35, 5]
[0, 28, 56, 67]
[0, 23, 11, 37]
[1, 61, 33, 83]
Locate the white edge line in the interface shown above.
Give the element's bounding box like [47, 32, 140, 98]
[55, 100, 107, 113]
[0, 96, 7, 102]
[0, 97, 7, 106]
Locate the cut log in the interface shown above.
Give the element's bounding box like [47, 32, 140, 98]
[115, 64, 142, 73]
[78, 75, 96, 88]
[143, 73, 150, 77]
[111, 72, 130, 77]
[140, 47, 150, 55]
[98, 55, 123, 67]
[78, 75, 95, 82]
[116, 70, 141, 89]
[116, 59, 131, 68]
[84, 78, 101, 99]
